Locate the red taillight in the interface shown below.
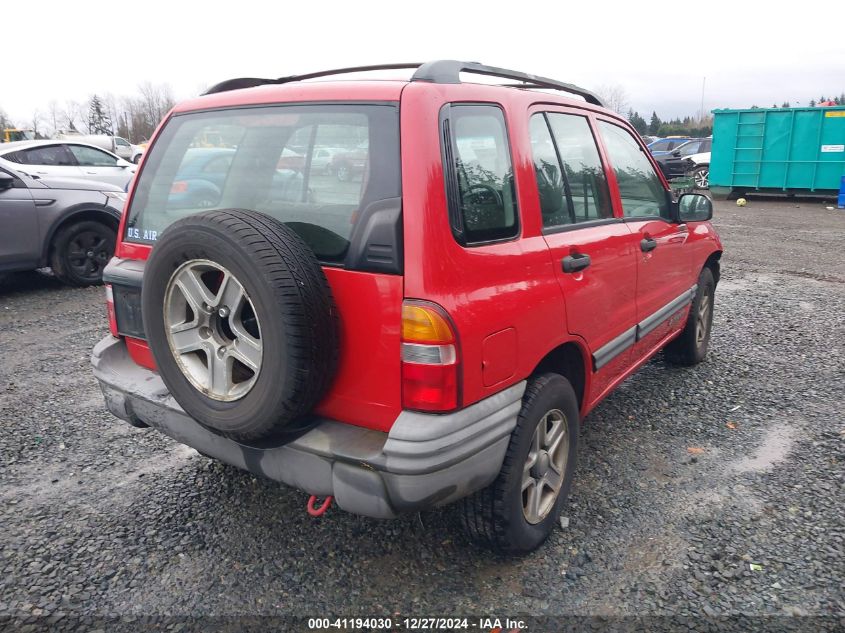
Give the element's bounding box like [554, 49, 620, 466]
[105, 284, 118, 337]
[170, 181, 188, 193]
[401, 301, 459, 412]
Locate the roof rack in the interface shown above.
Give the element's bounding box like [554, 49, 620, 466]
[203, 60, 604, 107]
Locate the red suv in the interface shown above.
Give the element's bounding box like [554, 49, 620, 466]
[92, 61, 721, 552]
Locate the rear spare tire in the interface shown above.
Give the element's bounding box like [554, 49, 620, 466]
[141, 209, 338, 440]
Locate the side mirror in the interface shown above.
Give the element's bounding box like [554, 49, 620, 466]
[116, 158, 132, 169]
[678, 193, 712, 222]
[671, 150, 681, 157]
[0, 172, 15, 191]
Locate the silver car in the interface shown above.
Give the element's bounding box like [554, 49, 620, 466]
[0, 139, 136, 189]
[0, 164, 125, 285]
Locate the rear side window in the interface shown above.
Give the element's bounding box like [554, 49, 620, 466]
[443, 104, 518, 244]
[125, 104, 400, 267]
[539, 113, 613, 227]
[13, 145, 76, 166]
[598, 121, 669, 220]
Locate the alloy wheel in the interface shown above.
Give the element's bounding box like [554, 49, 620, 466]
[522, 408, 570, 524]
[163, 260, 262, 401]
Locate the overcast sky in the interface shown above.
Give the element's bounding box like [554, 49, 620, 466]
[3, 0, 842, 125]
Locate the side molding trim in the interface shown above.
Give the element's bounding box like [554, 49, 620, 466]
[591, 284, 698, 371]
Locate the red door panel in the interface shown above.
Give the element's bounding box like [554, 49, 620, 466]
[544, 223, 639, 355]
[627, 218, 692, 332]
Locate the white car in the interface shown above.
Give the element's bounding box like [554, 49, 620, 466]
[685, 150, 711, 189]
[57, 134, 145, 163]
[0, 140, 136, 189]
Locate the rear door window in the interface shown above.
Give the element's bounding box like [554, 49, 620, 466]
[15, 145, 76, 166]
[545, 113, 613, 225]
[442, 104, 518, 244]
[125, 104, 400, 266]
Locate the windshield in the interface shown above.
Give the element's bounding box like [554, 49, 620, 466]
[125, 104, 400, 264]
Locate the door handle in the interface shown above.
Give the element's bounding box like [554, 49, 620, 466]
[562, 253, 591, 273]
[640, 237, 658, 252]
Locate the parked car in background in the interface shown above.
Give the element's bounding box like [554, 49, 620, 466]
[57, 134, 145, 163]
[92, 60, 722, 553]
[329, 141, 368, 181]
[2, 129, 35, 143]
[0, 164, 124, 285]
[168, 147, 306, 209]
[684, 149, 711, 189]
[0, 140, 136, 189]
[640, 134, 659, 145]
[655, 138, 712, 180]
[168, 148, 235, 208]
[648, 137, 694, 156]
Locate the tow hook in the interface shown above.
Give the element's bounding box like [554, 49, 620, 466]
[306, 495, 333, 517]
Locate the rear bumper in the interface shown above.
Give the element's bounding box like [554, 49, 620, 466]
[91, 336, 525, 519]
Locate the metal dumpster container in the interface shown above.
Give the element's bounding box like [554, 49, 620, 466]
[710, 106, 845, 198]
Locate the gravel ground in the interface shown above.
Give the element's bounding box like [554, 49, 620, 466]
[1, 197, 843, 630]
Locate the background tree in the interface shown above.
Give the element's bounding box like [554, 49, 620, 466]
[627, 110, 648, 135]
[0, 107, 13, 130]
[87, 95, 113, 135]
[809, 99, 816, 107]
[648, 111, 662, 135]
[63, 100, 84, 133]
[596, 84, 629, 115]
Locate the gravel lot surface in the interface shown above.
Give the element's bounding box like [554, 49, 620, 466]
[1, 198, 843, 630]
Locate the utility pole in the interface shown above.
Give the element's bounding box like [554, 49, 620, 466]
[700, 76, 706, 122]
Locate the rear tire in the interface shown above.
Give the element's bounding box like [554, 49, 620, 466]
[665, 267, 715, 366]
[50, 220, 115, 286]
[460, 373, 579, 553]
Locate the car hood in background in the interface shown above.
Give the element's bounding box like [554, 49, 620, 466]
[685, 151, 711, 165]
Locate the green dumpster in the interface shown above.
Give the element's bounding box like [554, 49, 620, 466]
[710, 106, 845, 198]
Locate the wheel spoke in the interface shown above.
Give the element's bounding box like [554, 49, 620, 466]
[169, 325, 204, 354]
[209, 353, 231, 396]
[175, 269, 215, 310]
[544, 462, 564, 493]
[216, 273, 245, 312]
[544, 416, 566, 453]
[525, 480, 542, 521]
[230, 336, 261, 371]
[533, 421, 544, 454]
[523, 449, 537, 482]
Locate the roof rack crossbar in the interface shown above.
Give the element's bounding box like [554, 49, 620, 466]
[411, 60, 603, 106]
[203, 60, 604, 107]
